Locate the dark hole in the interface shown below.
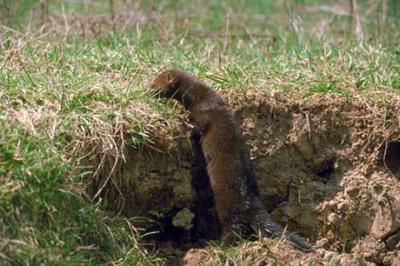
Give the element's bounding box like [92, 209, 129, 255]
[149, 208, 186, 243]
[314, 157, 336, 183]
[384, 140, 400, 179]
[383, 227, 400, 251]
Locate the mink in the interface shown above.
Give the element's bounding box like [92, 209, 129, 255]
[150, 69, 313, 252]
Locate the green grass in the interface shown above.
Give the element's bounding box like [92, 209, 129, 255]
[0, 116, 161, 264]
[1, 0, 400, 264]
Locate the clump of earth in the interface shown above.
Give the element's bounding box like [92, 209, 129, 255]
[89, 93, 400, 265]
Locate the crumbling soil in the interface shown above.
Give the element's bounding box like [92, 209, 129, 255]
[90, 93, 400, 265]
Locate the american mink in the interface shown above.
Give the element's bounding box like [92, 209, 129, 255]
[150, 69, 313, 252]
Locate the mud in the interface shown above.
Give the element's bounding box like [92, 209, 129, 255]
[89, 93, 400, 265]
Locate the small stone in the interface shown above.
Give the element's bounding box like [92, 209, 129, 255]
[172, 207, 195, 230]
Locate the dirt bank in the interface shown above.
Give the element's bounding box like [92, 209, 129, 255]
[90, 93, 400, 265]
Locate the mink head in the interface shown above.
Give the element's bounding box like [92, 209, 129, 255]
[150, 70, 194, 110]
[150, 70, 178, 98]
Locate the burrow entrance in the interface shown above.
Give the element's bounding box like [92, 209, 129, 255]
[89, 94, 400, 265]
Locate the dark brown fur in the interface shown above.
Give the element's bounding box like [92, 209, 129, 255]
[150, 70, 313, 251]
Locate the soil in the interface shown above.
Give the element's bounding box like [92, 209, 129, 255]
[89, 93, 400, 265]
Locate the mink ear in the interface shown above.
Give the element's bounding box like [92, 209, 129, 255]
[166, 73, 176, 85]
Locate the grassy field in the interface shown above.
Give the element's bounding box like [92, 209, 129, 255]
[1, 0, 399, 265]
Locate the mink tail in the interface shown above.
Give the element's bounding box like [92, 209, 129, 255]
[252, 200, 314, 252]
